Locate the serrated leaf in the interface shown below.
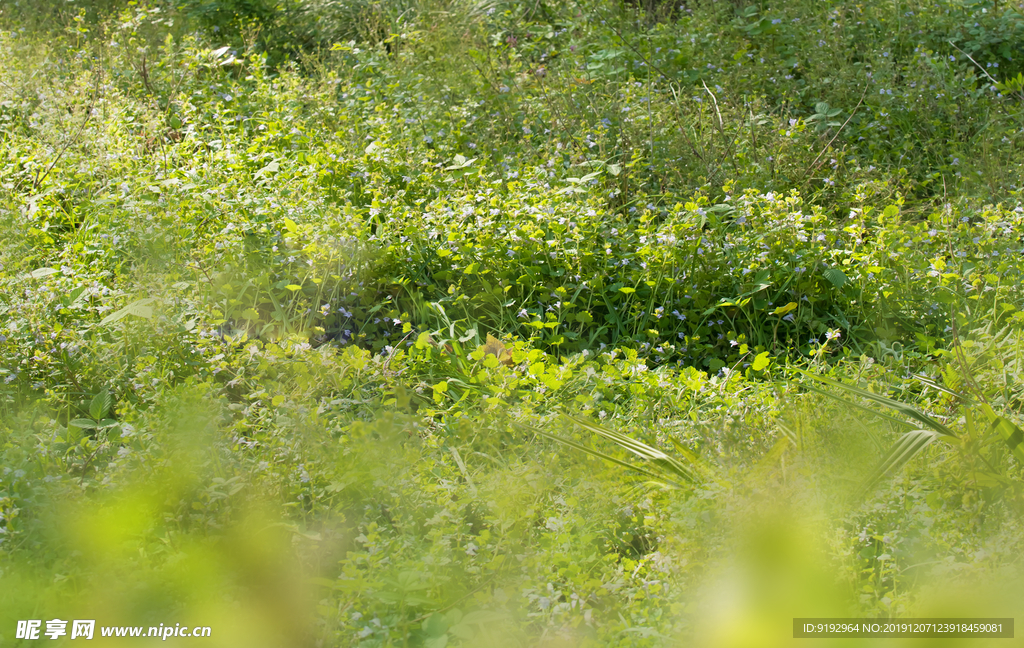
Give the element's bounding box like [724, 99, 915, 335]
[70, 418, 97, 429]
[126, 299, 154, 319]
[823, 267, 848, 288]
[89, 389, 110, 420]
[99, 297, 156, 326]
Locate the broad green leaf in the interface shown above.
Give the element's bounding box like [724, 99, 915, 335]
[751, 352, 771, 371]
[423, 613, 449, 637]
[988, 415, 1024, 465]
[424, 636, 448, 648]
[70, 418, 97, 429]
[26, 267, 59, 280]
[822, 267, 848, 288]
[89, 389, 110, 420]
[100, 297, 156, 326]
[772, 302, 798, 316]
[126, 300, 154, 319]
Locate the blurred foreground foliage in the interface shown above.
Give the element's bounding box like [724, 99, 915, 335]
[1, 0, 1024, 645]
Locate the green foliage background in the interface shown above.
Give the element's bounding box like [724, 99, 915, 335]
[1, 0, 1023, 645]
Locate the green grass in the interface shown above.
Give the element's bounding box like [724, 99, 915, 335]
[1, 0, 1024, 646]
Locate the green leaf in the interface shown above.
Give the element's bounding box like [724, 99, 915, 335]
[70, 418, 97, 429]
[445, 155, 477, 170]
[751, 352, 771, 371]
[126, 300, 153, 319]
[89, 389, 110, 420]
[861, 429, 939, 493]
[988, 415, 1024, 465]
[23, 267, 59, 281]
[423, 613, 449, 637]
[823, 267, 848, 288]
[99, 297, 156, 326]
[424, 636, 448, 648]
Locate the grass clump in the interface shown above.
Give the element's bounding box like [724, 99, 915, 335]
[1, 0, 1024, 646]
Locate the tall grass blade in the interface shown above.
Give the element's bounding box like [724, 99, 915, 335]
[799, 382, 914, 430]
[516, 422, 691, 490]
[563, 414, 703, 485]
[911, 374, 970, 401]
[795, 369, 957, 437]
[861, 429, 940, 494]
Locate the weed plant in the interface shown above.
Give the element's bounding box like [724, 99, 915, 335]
[1, 0, 1023, 646]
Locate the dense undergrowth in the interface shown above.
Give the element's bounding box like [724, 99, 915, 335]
[1, 0, 1023, 646]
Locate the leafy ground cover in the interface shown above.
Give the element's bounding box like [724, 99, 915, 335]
[1, 0, 1023, 646]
